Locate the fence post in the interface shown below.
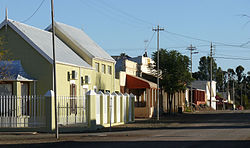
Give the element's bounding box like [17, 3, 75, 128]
[123, 93, 129, 123]
[105, 92, 111, 128]
[118, 93, 124, 123]
[86, 90, 96, 130]
[97, 91, 104, 125]
[44, 90, 55, 132]
[111, 92, 118, 123]
[129, 93, 135, 122]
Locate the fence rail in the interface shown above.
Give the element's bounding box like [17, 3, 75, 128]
[0, 96, 46, 128]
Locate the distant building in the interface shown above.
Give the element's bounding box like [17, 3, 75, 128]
[188, 80, 217, 110]
[129, 56, 156, 77]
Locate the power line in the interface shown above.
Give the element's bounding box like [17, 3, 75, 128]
[95, 0, 155, 26]
[164, 30, 250, 50]
[214, 56, 250, 60]
[146, 32, 156, 50]
[79, 0, 153, 29]
[22, 0, 46, 23]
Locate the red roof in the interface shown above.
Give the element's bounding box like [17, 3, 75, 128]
[126, 74, 157, 89]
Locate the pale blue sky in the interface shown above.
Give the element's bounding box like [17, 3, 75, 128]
[1, 0, 250, 73]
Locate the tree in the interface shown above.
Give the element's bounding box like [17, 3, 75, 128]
[151, 49, 192, 114]
[236, 65, 244, 83]
[0, 35, 12, 79]
[196, 56, 217, 81]
[216, 67, 226, 92]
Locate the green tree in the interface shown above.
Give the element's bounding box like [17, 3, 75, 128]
[152, 49, 192, 114]
[216, 67, 226, 92]
[236, 65, 244, 83]
[196, 56, 217, 81]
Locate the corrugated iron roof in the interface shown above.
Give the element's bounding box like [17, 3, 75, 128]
[0, 19, 92, 68]
[50, 22, 115, 63]
[0, 60, 35, 81]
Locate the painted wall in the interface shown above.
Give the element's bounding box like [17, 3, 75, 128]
[0, 26, 52, 95]
[92, 59, 116, 93]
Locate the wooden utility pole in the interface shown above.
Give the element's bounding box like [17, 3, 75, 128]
[153, 25, 164, 120]
[187, 44, 198, 111]
[241, 84, 243, 106]
[51, 0, 58, 139]
[233, 81, 235, 110]
[210, 43, 213, 109]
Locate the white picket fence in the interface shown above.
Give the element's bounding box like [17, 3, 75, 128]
[0, 96, 46, 128]
[0, 92, 135, 130]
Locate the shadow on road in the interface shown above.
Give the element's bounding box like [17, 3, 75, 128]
[139, 111, 250, 124]
[1, 140, 250, 148]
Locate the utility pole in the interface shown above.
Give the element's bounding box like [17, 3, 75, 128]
[233, 81, 235, 110]
[187, 44, 198, 111]
[51, 0, 58, 139]
[153, 25, 164, 120]
[210, 42, 214, 109]
[241, 84, 243, 106]
[227, 72, 230, 103]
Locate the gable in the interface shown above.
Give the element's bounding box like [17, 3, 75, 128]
[46, 22, 115, 64]
[0, 19, 92, 69]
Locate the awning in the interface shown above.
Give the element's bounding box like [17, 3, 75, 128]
[126, 74, 157, 89]
[0, 60, 35, 81]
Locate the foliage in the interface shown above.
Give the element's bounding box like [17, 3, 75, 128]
[151, 49, 192, 113]
[195, 56, 217, 81]
[0, 35, 12, 79]
[151, 49, 192, 93]
[236, 65, 244, 83]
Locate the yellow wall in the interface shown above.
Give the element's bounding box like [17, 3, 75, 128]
[1, 26, 52, 95]
[92, 59, 116, 93]
[56, 61, 119, 97]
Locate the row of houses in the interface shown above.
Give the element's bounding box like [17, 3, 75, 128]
[0, 17, 229, 132]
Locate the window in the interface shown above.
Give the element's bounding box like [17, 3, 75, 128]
[0, 83, 12, 96]
[70, 84, 77, 114]
[108, 65, 112, 75]
[95, 62, 99, 72]
[101, 64, 106, 73]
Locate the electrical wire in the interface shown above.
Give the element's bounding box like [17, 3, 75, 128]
[94, 0, 155, 27]
[78, 0, 147, 29]
[22, 0, 46, 23]
[164, 30, 250, 50]
[146, 32, 156, 50]
[214, 56, 250, 60]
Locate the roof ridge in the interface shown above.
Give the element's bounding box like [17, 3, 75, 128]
[7, 19, 51, 34]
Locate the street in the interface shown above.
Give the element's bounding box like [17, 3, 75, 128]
[1, 110, 250, 148]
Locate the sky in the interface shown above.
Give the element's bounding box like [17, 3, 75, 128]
[1, 0, 250, 73]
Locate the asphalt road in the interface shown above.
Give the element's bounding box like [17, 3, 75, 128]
[1, 110, 250, 148]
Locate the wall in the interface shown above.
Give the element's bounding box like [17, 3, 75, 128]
[92, 59, 116, 93]
[1, 26, 52, 96]
[125, 60, 137, 76]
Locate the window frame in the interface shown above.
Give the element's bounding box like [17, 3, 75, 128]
[95, 62, 100, 72]
[101, 64, 106, 74]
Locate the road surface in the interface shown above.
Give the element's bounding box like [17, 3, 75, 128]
[0, 110, 250, 148]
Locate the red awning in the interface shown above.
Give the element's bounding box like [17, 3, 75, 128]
[126, 74, 157, 89]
